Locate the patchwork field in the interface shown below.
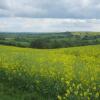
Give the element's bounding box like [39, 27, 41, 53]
[0, 45, 100, 100]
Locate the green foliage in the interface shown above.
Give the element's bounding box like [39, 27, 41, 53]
[0, 32, 100, 49]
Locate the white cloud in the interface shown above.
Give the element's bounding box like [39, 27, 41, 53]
[0, 18, 100, 32]
[0, 0, 100, 18]
[0, 0, 100, 32]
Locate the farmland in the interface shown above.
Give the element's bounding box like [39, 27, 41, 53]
[0, 32, 100, 49]
[0, 45, 100, 100]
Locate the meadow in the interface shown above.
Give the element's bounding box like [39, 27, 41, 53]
[0, 45, 100, 100]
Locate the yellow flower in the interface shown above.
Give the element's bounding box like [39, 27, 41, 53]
[88, 97, 90, 100]
[80, 93, 83, 96]
[69, 87, 73, 92]
[66, 90, 70, 95]
[65, 93, 68, 97]
[95, 92, 99, 98]
[93, 86, 96, 90]
[74, 91, 78, 95]
[61, 78, 64, 81]
[66, 81, 70, 85]
[91, 77, 94, 81]
[72, 83, 75, 88]
[57, 95, 62, 100]
[84, 92, 87, 96]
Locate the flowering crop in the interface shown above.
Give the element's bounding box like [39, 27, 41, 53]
[0, 45, 100, 100]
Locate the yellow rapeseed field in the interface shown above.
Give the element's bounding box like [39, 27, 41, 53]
[0, 45, 100, 100]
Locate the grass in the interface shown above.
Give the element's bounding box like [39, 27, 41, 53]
[0, 45, 100, 100]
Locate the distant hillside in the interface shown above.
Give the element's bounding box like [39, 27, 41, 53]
[0, 32, 100, 49]
[71, 32, 100, 36]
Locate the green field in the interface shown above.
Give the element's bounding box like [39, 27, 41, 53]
[0, 45, 100, 100]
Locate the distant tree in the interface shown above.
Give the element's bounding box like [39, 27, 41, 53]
[0, 37, 5, 40]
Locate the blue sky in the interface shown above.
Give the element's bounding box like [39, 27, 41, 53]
[0, 0, 100, 32]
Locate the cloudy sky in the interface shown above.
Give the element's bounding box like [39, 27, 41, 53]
[0, 0, 100, 32]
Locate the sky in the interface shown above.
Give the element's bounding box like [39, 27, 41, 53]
[0, 0, 100, 32]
